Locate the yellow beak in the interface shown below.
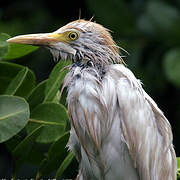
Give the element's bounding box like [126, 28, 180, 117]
[7, 33, 64, 46]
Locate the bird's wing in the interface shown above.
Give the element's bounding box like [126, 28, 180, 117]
[108, 64, 177, 180]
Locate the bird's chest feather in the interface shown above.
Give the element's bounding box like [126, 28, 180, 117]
[65, 63, 139, 179]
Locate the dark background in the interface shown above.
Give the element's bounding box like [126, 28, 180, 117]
[1, 0, 180, 178]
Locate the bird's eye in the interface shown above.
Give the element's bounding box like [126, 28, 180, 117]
[68, 32, 79, 40]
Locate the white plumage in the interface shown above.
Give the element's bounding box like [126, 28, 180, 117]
[66, 63, 176, 180]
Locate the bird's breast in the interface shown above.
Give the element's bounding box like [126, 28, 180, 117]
[65, 64, 139, 179]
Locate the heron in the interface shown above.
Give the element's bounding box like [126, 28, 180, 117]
[7, 19, 177, 180]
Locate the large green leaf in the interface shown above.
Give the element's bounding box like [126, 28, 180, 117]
[0, 61, 22, 93]
[0, 61, 36, 97]
[163, 48, 180, 87]
[27, 103, 68, 143]
[0, 95, 30, 143]
[5, 67, 28, 95]
[55, 151, 74, 179]
[27, 80, 47, 110]
[4, 43, 38, 60]
[44, 60, 70, 102]
[37, 131, 70, 177]
[0, 33, 38, 60]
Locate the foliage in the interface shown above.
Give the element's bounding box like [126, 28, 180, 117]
[178, 157, 180, 179]
[0, 36, 74, 179]
[0, 33, 38, 60]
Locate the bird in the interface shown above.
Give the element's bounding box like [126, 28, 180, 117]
[7, 19, 177, 180]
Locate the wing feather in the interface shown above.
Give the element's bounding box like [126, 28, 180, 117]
[109, 64, 176, 180]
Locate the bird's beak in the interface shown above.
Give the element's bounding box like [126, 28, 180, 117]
[7, 32, 65, 46]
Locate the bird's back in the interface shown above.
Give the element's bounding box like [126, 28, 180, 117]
[65, 63, 176, 180]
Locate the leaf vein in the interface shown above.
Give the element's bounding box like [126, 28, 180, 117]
[29, 118, 64, 126]
[0, 109, 26, 121]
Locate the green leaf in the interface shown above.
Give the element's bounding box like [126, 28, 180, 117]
[55, 151, 74, 179]
[177, 157, 180, 177]
[0, 61, 36, 97]
[5, 36, 38, 60]
[0, 32, 38, 60]
[59, 87, 68, 107]
[12, 125, 43, 172]
[177, 157, 180, 168]
[0, 33, 9, 59]
[0, 95, 30, 143]
[38, 131, 70, 176]
[163, 48, 180, 87]
[0, 61, 22, 93]
[5, 67, 28, 95]
[4, 43, 38, 60]
[27, 80, 47, 110]
[44, 60, 70, 102]
[27, 103, 68, 143]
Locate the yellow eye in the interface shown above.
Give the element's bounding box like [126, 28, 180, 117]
[68, 32, 79, 40]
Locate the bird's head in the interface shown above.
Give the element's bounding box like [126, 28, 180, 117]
[7, 19, 124, 64]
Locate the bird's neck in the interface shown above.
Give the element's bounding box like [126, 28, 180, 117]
[72, 42, 123, 65]
[71, 60, 106, 80]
